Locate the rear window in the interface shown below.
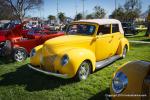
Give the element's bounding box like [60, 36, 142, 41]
[97, 24, 111, 35]
[112, 24, 119, 33]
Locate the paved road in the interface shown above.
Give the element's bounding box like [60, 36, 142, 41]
[129, 41, 150, 44]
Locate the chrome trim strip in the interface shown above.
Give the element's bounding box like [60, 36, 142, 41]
[28, 64, 70, 79]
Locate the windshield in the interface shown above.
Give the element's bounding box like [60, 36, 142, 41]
[66, 24, 96, 35]
[0, 23, 16, 30]
[27, 27, 40, 34]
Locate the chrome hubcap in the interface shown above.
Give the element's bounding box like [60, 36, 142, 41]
[14, 50, 26, 62]
[122, 48, 127, 58]
[79, 62, 90, 80]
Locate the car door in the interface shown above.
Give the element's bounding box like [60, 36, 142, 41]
[95, 24, 113, 61]
[109, 24, 122, 56]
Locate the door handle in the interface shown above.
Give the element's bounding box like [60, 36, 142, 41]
[109, 38, 113, 43]
[109, 39, 112, 43]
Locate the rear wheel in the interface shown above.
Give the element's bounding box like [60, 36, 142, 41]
[122, 46, 128, 59]
[75, 61, 91, 81]
[13, 48, 27, 62]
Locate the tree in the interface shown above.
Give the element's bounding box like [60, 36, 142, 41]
[58, 12, 66, 24]
[4, 0, 43, 23]
[48, 15, 56, 24]
[124, 0, 141, 11]
[111, 6, 126, 21]
[74, 13, 83, 21]
[93, 6, 106, 19]
[124, 0, 141, 21]
[145, 5, 150, 36]
[86, 14, 94, 19]
[0, 0, 13, 20]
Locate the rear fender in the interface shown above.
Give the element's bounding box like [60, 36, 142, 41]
[116, 38, 129, 56]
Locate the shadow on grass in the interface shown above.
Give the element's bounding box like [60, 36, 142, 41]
[130, 42, 150, 48]
[141, 38, 150, 42]
[0, 64, 76, 92]
[126, 35, 145, 38]
[89, 88, 110, 100]
[0, 56, 15, 64]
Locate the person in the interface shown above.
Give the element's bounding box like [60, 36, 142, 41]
[68, 25, 78, 34]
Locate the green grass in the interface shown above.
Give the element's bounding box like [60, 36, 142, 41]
[0, 42, 150, 100]
[126, 31, 150, 42]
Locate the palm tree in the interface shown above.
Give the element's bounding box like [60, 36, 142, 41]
[74, 13, 83, 21]
[82, 0, 85, 18]
[48, 15, 56, 24]
[58, 12, 66, 24]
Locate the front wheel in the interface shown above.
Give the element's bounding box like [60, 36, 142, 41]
[75, 61, 91, 81]
[13, 48, 27, 62]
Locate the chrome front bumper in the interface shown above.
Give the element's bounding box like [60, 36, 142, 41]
[28, 64, 71, 79]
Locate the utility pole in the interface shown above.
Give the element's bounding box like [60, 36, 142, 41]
[75, 0, 77, 16]
[57, 0, 59, 15]
[56, 0, 59, 24]
[82, 0, 85, 19]
[115, 0, 117, 10]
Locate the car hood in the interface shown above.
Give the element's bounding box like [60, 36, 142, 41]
[0, 35, 6, 42]
[0, 30, 8, 35]
[43, 35, 94, 54]
[44, 35, 93, 46]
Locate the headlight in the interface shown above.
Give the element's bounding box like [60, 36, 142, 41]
[30, 49, 36, 57]
[61, 54, 69, 66]
[112, 71, 128, 94]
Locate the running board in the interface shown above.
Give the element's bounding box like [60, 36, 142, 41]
[96, 55, 120, 69]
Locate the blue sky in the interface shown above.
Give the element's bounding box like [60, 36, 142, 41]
[28, 0, 150, 19]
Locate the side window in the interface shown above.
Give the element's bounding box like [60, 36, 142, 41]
[97, 24, 111, 35]
[112, 24, 119, 33]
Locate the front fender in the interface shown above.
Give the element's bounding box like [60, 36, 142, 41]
[54, 48, 96, 78]
[30, 45, 43, 66]
[116, 38, 129, 56]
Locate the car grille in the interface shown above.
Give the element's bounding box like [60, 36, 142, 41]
[41, 46, 57, 72]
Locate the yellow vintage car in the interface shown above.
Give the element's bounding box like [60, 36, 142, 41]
[110, 61, 150, 100]
[28, 19, 129, 81]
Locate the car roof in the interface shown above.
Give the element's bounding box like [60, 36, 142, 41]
[74, 19, 124, 34]
[78, 19, 120, 25]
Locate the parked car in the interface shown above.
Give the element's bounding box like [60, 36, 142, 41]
[110, 60, 150, 100]
[28, 19, 129, 81]
[136, 24, 147, 31]
[0, 22, 14, 30]
[0, 22, 64, 62]
[0, 22, 27, 44]
[121, 22, 138, 35]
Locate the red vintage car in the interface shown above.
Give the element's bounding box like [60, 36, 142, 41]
[0, 22, 64, 62]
